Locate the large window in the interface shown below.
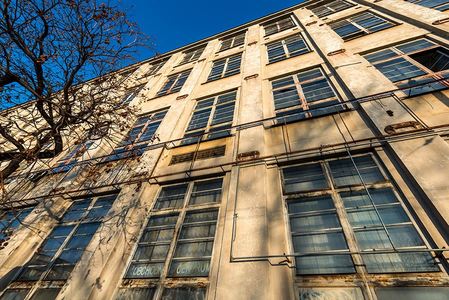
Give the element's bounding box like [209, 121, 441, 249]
[271, 67, 341, 123]
[156, 70, 191, 96]
[207, 54, 242, 82]
[263, 16, 296, 36]
[119, 178, 223, 299]
[281, 154, 438, 275]
[179, 47, 206, 65]
[219, 32, 246, 51]
[105, 109, 168, 162]
[52, 141, 94, 173]
[0, 206, 34, 243]
[182, 90, 236, 145]
[310, 0, 354, 18]
[406, 0, 449, 11]
[0, 193, 119, 300]
[267, 34, 311, 63]
[330, 12, 395, 41]
[364, 38, 449, 96]
[146, 58, 169, 76]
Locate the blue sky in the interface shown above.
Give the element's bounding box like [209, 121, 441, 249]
[126, 0, 303, 61]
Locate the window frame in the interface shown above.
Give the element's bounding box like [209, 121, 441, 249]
[103, 108, 168, 163]
[3, 192, 119, 300]
[270, 66, 342, 122]
[406, 0, 449, 11]
[363, 38, 449, 95]
[309, 0, 355, 18]
[266, 33, 312, 64]
[119, 177, 224, 298]
[156, 70, 191, 97]
[263, 15, 297, 36]
[280, 153, 441, 276]
[219, 32, 246, 52]
[330, 11, 396, 41]
[206, 53, 243, 82]
[181, 89, 238, 145]
[178, 46, 206, 66]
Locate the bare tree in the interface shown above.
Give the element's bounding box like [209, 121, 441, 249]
[0, 0, 148, 181]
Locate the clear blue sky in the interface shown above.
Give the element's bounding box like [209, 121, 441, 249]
[126, 0, 304, 61]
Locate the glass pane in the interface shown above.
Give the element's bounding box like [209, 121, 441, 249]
[44, 264, 75, 280]
[346, 206, 409, 227]
[173, 241, 214, 258]
[168, 260, 211, 277]
[141, 228, 175, 242]
[126, 262, 165, 278]
[340, 189, 398, 208]
[376, 287, 449, 300]
[282, 163, 328, 193]
[288, 196, 335, 214]
[134, 244, 170, 261]
[292, 232, 349, 253]
[189, 178, 223, 205]
[154, 184, 188, 210]
[296, 254, 355, 274]
[329, 155, 384, 186]
[30, 289, 61, 300]
[290, 213, 341, 232]
[184, 210, 218, 224]
[116, 288, 156, 300]
[0, 289, 29, 300]
[180, 224, 216, 239]
[161, 287, 206, 300]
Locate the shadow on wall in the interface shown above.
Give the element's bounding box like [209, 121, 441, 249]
[0, 266, 23, 292]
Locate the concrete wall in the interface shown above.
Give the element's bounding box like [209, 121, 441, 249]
[1, 0, 449, 299]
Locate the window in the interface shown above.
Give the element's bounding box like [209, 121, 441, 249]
[219, 32, 246, 51]
[2, 193, 118, 300]
[170, 146, 226, 165]
[281, 154, 438, 275]
[310, 0, 354, 18]
[271, 67, 341, 123]
[364, 38, 449, 96]
[406, 0, 449, 11]
[146, 58, 169, 76]
[105, 108, 168, 162]
[179, 47, 206, 65]
[330, 12, 395, 41]
[0, 206, 34, 244]
[121, 178, 222, 298]
[52, 141, 94, 173]
[182, 90, 236, 145]
[121, 84, 145, 106]
[157, 70, 191, 96]
[267, 34, 311, 63]
[263, 16, 296, 36]
[207, 54, 242, 82]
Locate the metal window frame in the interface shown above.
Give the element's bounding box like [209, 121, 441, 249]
[365, 38, 449, 92]
[179, 46, 206, 65]
[266, 33, 311, 63]
[271, 66, 340, 117]
[280, 153, 441, 276]
[119, 177, 224, 299]
[207, 53, 242, 82]
[182, 89, 238, 143]
[330, 11, 396, 41]
[157, 70, 192, 96]
[309, 0, 355, 18]
[3, 192, 119, 300]
[219, 32, 246, 52]
[263, 15, 296, 36]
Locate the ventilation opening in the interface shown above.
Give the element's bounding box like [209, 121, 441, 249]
[170, 146, 226, 165]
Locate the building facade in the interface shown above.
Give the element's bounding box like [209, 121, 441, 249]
[1, 0, 449, 299]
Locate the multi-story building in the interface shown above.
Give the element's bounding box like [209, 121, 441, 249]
[1, 0, 449, 299]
